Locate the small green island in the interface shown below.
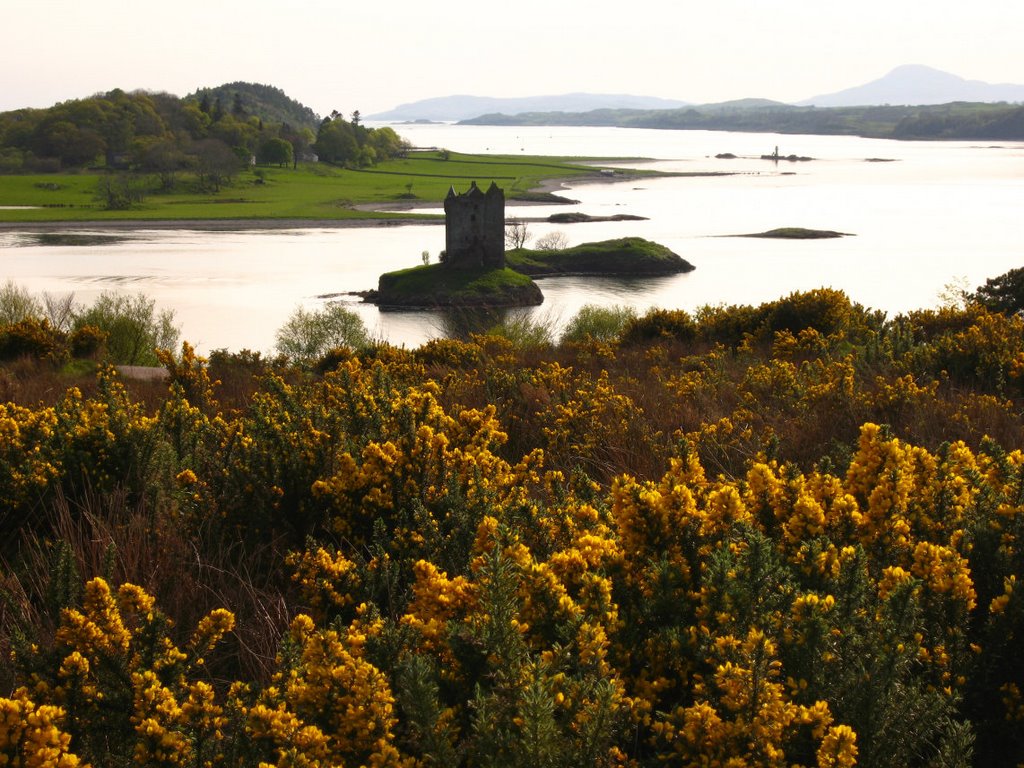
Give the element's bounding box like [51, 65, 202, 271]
[507, 236, 694, 277]
[372, 265, 543, 309]
[371, 184, 693, 309]
[736, 227, 852, 239]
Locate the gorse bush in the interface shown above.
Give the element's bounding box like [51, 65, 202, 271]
[0, 318, 62, 361]
[1, 285, 183, 367]
[3, 287, 1024, 766]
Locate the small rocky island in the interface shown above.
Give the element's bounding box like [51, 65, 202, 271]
[735, 227, 852, 239]
[370, 183, 693, 309]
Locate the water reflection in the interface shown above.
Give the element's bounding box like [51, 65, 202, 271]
[29, 233, 134, 247]
[425, 306, 512, 340]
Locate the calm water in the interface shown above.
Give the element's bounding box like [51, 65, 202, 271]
[2, 125, 1022, 353]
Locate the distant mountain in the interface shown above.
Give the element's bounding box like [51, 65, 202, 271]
[800, 65, 1024, 107]
[367, 93, 689, 122]
[188, 82, 321, 132]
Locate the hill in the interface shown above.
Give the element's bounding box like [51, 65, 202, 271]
[187, 82, 321, 132]
[367, 93, 689, 122]
[800, 65, 1024, 107]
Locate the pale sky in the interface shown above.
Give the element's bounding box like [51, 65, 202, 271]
[4, 0, 1024, 117]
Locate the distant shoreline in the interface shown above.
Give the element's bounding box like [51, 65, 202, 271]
[0, 169, 718, 233]
[0, 217, 442, 232]
[0, 173, 597, 232]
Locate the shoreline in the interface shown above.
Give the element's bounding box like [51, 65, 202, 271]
[0, 217, 443, 232]
[0, 168, 715, 233]
[0, 174, 581, 233]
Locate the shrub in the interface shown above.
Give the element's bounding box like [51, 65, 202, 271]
[762, 287, 864, 338]
[620, 307, 697, 345]
[693, 302, 764, 346]
[274, 302, 370, 366]
[94, 173, 149, 210]
[0, 318, 63, 361]
[0, 281, 42, 326]
[486, 311, 555, 349]
[72, 292, 179, 366]
[314, 346, 358, 375]
[561, 304, 637, 344]
[68, 325, 107, 358]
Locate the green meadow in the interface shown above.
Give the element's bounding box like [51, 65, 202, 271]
[0, 151, 627, 223]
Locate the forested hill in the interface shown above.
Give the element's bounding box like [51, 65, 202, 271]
[0, 84, 405, 174]
[188, 82, 320, 133]
[461, 100, 1024, 141]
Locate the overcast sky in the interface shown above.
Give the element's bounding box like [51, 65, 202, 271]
[4, 0, 1024, 117]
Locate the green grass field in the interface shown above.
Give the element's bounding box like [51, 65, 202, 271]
[0, 151, 626, 223]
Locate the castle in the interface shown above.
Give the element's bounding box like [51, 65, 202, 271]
[443, 181, 505, 270]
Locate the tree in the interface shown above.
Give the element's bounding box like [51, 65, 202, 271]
[971, 266, 1024, 315]
[505, 219, 531, 249]
[281, 124, 315, 167]
[535, 231, 569, 251]
[208, 114, 258, 155]
[43, 120, 106, 166]
[315, 118, 358, 165]
[259, 137, 294, 167]
[274, 303, 370, 366]
[139, 139, 188, 190]
[366, 126, 408, 161]
[192, 138, 241, 192]
[41, 292, 78, 332]
[180, 102, 211, 138]
[95, 173, 148, 210]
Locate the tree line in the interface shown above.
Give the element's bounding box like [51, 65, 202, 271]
[0, 83, 409, 183]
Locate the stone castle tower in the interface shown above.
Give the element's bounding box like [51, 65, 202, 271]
[443, 181, 505, 269]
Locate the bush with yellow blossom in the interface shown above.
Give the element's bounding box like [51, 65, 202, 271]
[4, 288, 1024, 766]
